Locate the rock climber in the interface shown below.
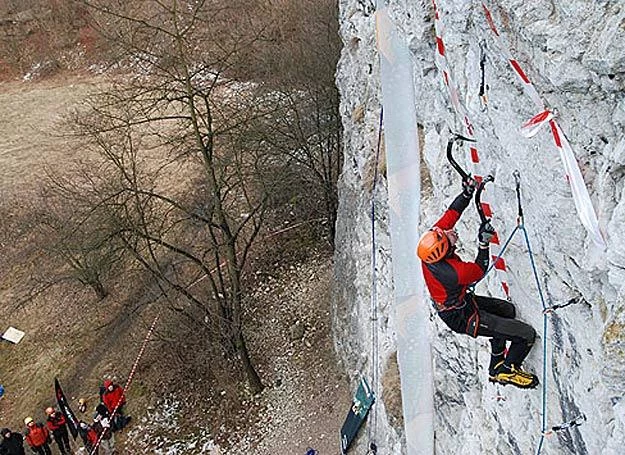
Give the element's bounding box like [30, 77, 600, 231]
[417, 177, 538, 389]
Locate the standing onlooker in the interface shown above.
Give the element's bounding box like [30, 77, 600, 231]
[0, 428, 25, 455]
[45, 407, 71, 455]
[101, 380, 130, 431]
[23, 418, 51, 455]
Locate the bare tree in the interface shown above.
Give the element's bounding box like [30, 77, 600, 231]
[245, 0, 343, 246]
[55, 0, 303, 394]
[36, 170, 128, 300]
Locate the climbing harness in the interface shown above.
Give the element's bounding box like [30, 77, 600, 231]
[481, 1, 605, 248]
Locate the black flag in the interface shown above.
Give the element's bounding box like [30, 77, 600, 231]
[54, 378, 79, 440]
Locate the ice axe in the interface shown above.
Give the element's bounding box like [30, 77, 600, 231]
[446, 133, 476, 181]
[475, 174, 495, 225]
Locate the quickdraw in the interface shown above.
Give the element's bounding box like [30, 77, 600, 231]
[543, 414, 586, 436]
[478, 41, 488, 108]
[543, 297, 585, 315]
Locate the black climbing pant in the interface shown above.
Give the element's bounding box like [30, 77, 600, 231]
[31, 444, 52, 455]
[53, 426, 71, 454]
[437, 294, 536, 367]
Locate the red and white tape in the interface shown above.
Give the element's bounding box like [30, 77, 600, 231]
[432, 0, 511, 298]
[481, 2, 605, 248]
[89, 314, 160, 455]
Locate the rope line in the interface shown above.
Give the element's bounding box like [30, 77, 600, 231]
[89, 313, 160, 455]
[431, 0, 511, 299]
[470, 171, 554, 454]
[481, 1, 605, 248]
[366, 107, 384, 452]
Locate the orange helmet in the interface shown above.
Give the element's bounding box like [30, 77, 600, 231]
[417, 227, 450, 263]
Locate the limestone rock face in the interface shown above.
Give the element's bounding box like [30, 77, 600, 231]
[334, 1, 625, 453]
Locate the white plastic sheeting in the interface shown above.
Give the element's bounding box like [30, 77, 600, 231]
[375, 6, 434, 455]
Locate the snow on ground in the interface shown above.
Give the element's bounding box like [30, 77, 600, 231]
[126, 254, 351, 454]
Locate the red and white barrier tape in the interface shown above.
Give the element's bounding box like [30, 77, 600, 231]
[481, 2, 605, 248]
[89, 314, 160, 455]
[432, 0, 511, 298]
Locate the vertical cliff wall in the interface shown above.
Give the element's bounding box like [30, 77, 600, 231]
[334, 1, 625, 453]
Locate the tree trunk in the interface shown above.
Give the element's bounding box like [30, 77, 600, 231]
[236, 330, 264, 394]
[90, 280, 108, 300]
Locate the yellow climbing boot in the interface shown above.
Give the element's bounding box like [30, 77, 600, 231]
[489, 363, 539, 389]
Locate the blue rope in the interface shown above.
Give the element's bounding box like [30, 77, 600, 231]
[367, 107, 384, 448]
[521, 225, 549, 455]
[468, 225, 518, 294]
[484, 225, 519, 279]
[470, 173, 551, 453]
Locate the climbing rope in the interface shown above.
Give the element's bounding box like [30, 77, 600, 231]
[366, 107, 384, 454]
[472, 171, 587, 454]
[89, 313, 160, 455]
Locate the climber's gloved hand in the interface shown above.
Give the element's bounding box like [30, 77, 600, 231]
[462, 177, 477, 198]
[478, 220, 496, 246]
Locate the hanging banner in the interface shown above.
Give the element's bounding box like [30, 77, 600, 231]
[376, 5, 434, 454]
[54, 378, 80, 440]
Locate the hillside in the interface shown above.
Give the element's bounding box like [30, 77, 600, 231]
[0, 76, 350, 454]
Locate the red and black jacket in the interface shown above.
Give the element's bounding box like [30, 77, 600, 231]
[421, 192, 489, 312]
[102, 384, 126, 414]
[46, 413, 67, 434]
[24, 424, 49, 448]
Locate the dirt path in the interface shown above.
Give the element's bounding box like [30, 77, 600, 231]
[229, 254, 351, 454]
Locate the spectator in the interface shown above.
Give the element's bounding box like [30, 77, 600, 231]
[23, 418, 51, 455]
[101, 380, 130, 431]
[92, 413, 114, 455]
[45, 407, 71, 455]
[77, 398, 87, 414]
[0, 428, 25, 455]
[78, 421, 98, 455]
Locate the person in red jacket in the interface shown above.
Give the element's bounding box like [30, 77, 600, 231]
[22, 418, 51, 455]
[78, 421, 99, 455]
[101, 380, 130, 431]
[45, 407, 71, 455]
[417, 179, 538, 389]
